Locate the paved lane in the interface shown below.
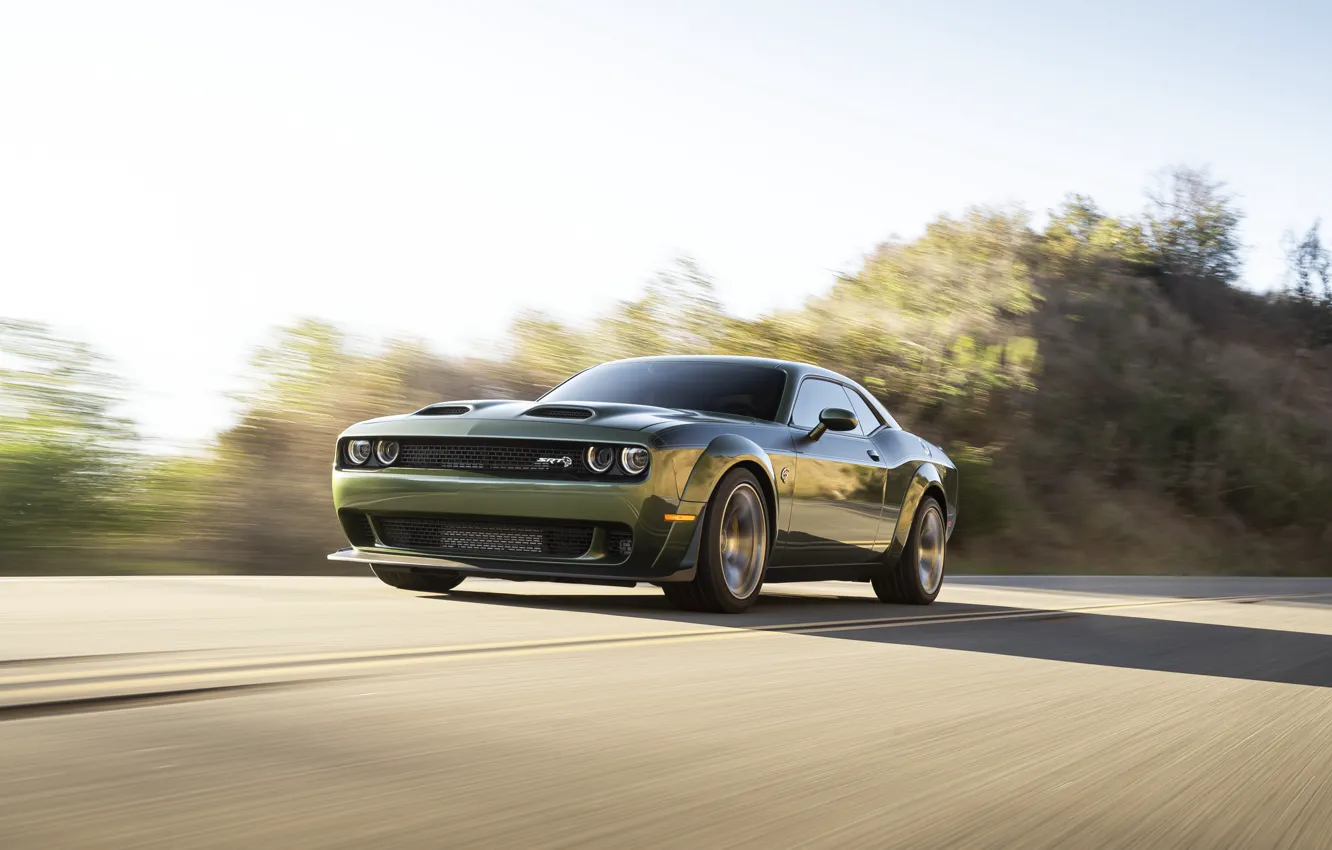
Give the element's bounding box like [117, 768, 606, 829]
[1, 576, 1330, 848]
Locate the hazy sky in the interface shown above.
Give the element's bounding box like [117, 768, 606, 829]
[3, 1, 1330, 448]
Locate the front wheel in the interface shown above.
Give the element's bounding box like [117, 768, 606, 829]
[662, 468, 769, 614]
[872, 495, 945, 605]
[371, 564, 465, 594]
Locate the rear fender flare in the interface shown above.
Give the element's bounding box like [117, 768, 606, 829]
[884, 463, 945, 565]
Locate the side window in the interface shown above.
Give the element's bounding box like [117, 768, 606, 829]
[790, 379, 857, 430]
[843, 387, 885, 435]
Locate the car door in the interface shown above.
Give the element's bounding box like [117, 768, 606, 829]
[774, 378, 886, 567]
[840, 384, 908, 552]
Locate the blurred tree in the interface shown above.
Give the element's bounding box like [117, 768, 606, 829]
[0, 320, 133, 562]
[185, 320, 535, 570]
[1141, 166, 1244, 282]
[8, 164, 1332, 577]
[604, 256, 724, 358]
[1284, 221, 1331, 301]
[1282, 220, 1332, 345]
[508, 255, 728, 387]
[812, 207, 1040, 433]
[207, 322, 412, 566]
[1041, 194, 1149, 276]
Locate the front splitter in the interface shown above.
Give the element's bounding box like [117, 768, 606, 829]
[328, 548, 695, 585]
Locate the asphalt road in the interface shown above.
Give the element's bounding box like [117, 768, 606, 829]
[2, 574, 1331, 849]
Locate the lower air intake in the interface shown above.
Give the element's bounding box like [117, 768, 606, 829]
[339, 511, 376, 547]
[607, 528, 633, 559]
[376, 516, 595, 558]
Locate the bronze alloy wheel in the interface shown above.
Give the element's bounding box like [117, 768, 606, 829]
[718, 482, 767, 600]
[915, 501, 945, 596]
[872, 494, 946, 605]
[662, 467, 770, 614]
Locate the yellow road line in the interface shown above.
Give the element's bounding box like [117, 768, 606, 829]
[2, 592, 1327, 700]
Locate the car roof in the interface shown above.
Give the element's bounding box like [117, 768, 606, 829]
[606, 354, 852, 384]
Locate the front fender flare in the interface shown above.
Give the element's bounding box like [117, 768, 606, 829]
[679, 434, 776, 510]
[884, 462, 946, 565]
[650, 435, 777, 577]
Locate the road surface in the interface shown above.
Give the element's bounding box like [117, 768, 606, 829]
[1, 574, 1331, 849]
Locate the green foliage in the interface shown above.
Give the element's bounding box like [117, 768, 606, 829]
[1285, 221, 1330, 302]
[1141, 166, 1244, 283]
[1282, 221, 1332, 345]
[946, 443, 1007, 542]
[820, 207, 1041, 433]
[0, 320, 134, 560]
[1040, 194, 1149, 276]
[508, 256, 726, 387]
[199, 321, 535, 568]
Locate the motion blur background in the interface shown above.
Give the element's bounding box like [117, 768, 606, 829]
[3, 1, 1331, 576]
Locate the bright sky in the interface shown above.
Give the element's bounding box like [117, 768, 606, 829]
[3, 0, 1330, 449]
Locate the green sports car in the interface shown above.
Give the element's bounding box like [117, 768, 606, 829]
[329, 356, 957, 613]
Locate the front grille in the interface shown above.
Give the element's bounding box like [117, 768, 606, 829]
[397, 439, 588, 474]
[525, 406, 594, 419]
[375, 516, 595, 557]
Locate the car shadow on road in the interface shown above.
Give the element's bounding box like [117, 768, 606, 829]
[949, 575, 1332, 606]
[431, 586, 1332, 689]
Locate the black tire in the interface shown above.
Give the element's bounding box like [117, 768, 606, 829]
[662, 467, 770, 614]
[872, 495, 946, 605]
[371, 564, 465, 594]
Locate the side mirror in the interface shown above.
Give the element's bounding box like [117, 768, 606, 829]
[808, 407, 857, 441]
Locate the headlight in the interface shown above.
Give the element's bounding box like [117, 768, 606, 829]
[586, 445, 615, 474]
[620, 447, 650, 475]
[345, 439, 372, 465]
[375, 440, 399, 465]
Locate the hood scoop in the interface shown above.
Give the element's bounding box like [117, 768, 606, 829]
[415, 404, 471, 416]
[525, 405, 594, 420]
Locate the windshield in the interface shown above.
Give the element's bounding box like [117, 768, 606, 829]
[542, 361, 788, 421]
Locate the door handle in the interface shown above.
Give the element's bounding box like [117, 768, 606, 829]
[867, 450, 881, 462]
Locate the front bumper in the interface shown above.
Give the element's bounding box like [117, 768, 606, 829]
[329, 463, 706, 583]
[328, 546, 697, 584]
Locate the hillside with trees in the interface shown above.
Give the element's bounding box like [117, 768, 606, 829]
[4, 167, 1331, 575]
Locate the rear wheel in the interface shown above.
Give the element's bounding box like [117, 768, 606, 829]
[662, 468, 769, 614]
[872, 495, 945, 605]
[371, 565, 465, 594]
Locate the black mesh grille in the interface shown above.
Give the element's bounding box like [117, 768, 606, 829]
[397, 439, 588, 474]
[339, 511, 376, 547]
[376, 516, 594, 557]
[607, 528, 633, 559]
[525, 406, 594, 419]
[416, 405, 469, 416]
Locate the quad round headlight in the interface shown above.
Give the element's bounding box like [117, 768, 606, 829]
[375, 440, 399, 466]
[345, 439, 372, 465]
[620, 447, 650, 475]
[586, 445, 615, 474]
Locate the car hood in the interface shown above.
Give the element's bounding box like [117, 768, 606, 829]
[341, 399, 762, 440]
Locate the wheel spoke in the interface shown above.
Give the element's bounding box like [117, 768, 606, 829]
[719, 484, 766, 599]
[916, 507, 945, 595]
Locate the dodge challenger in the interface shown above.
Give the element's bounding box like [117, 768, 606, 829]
[329, 356, 957, 613]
